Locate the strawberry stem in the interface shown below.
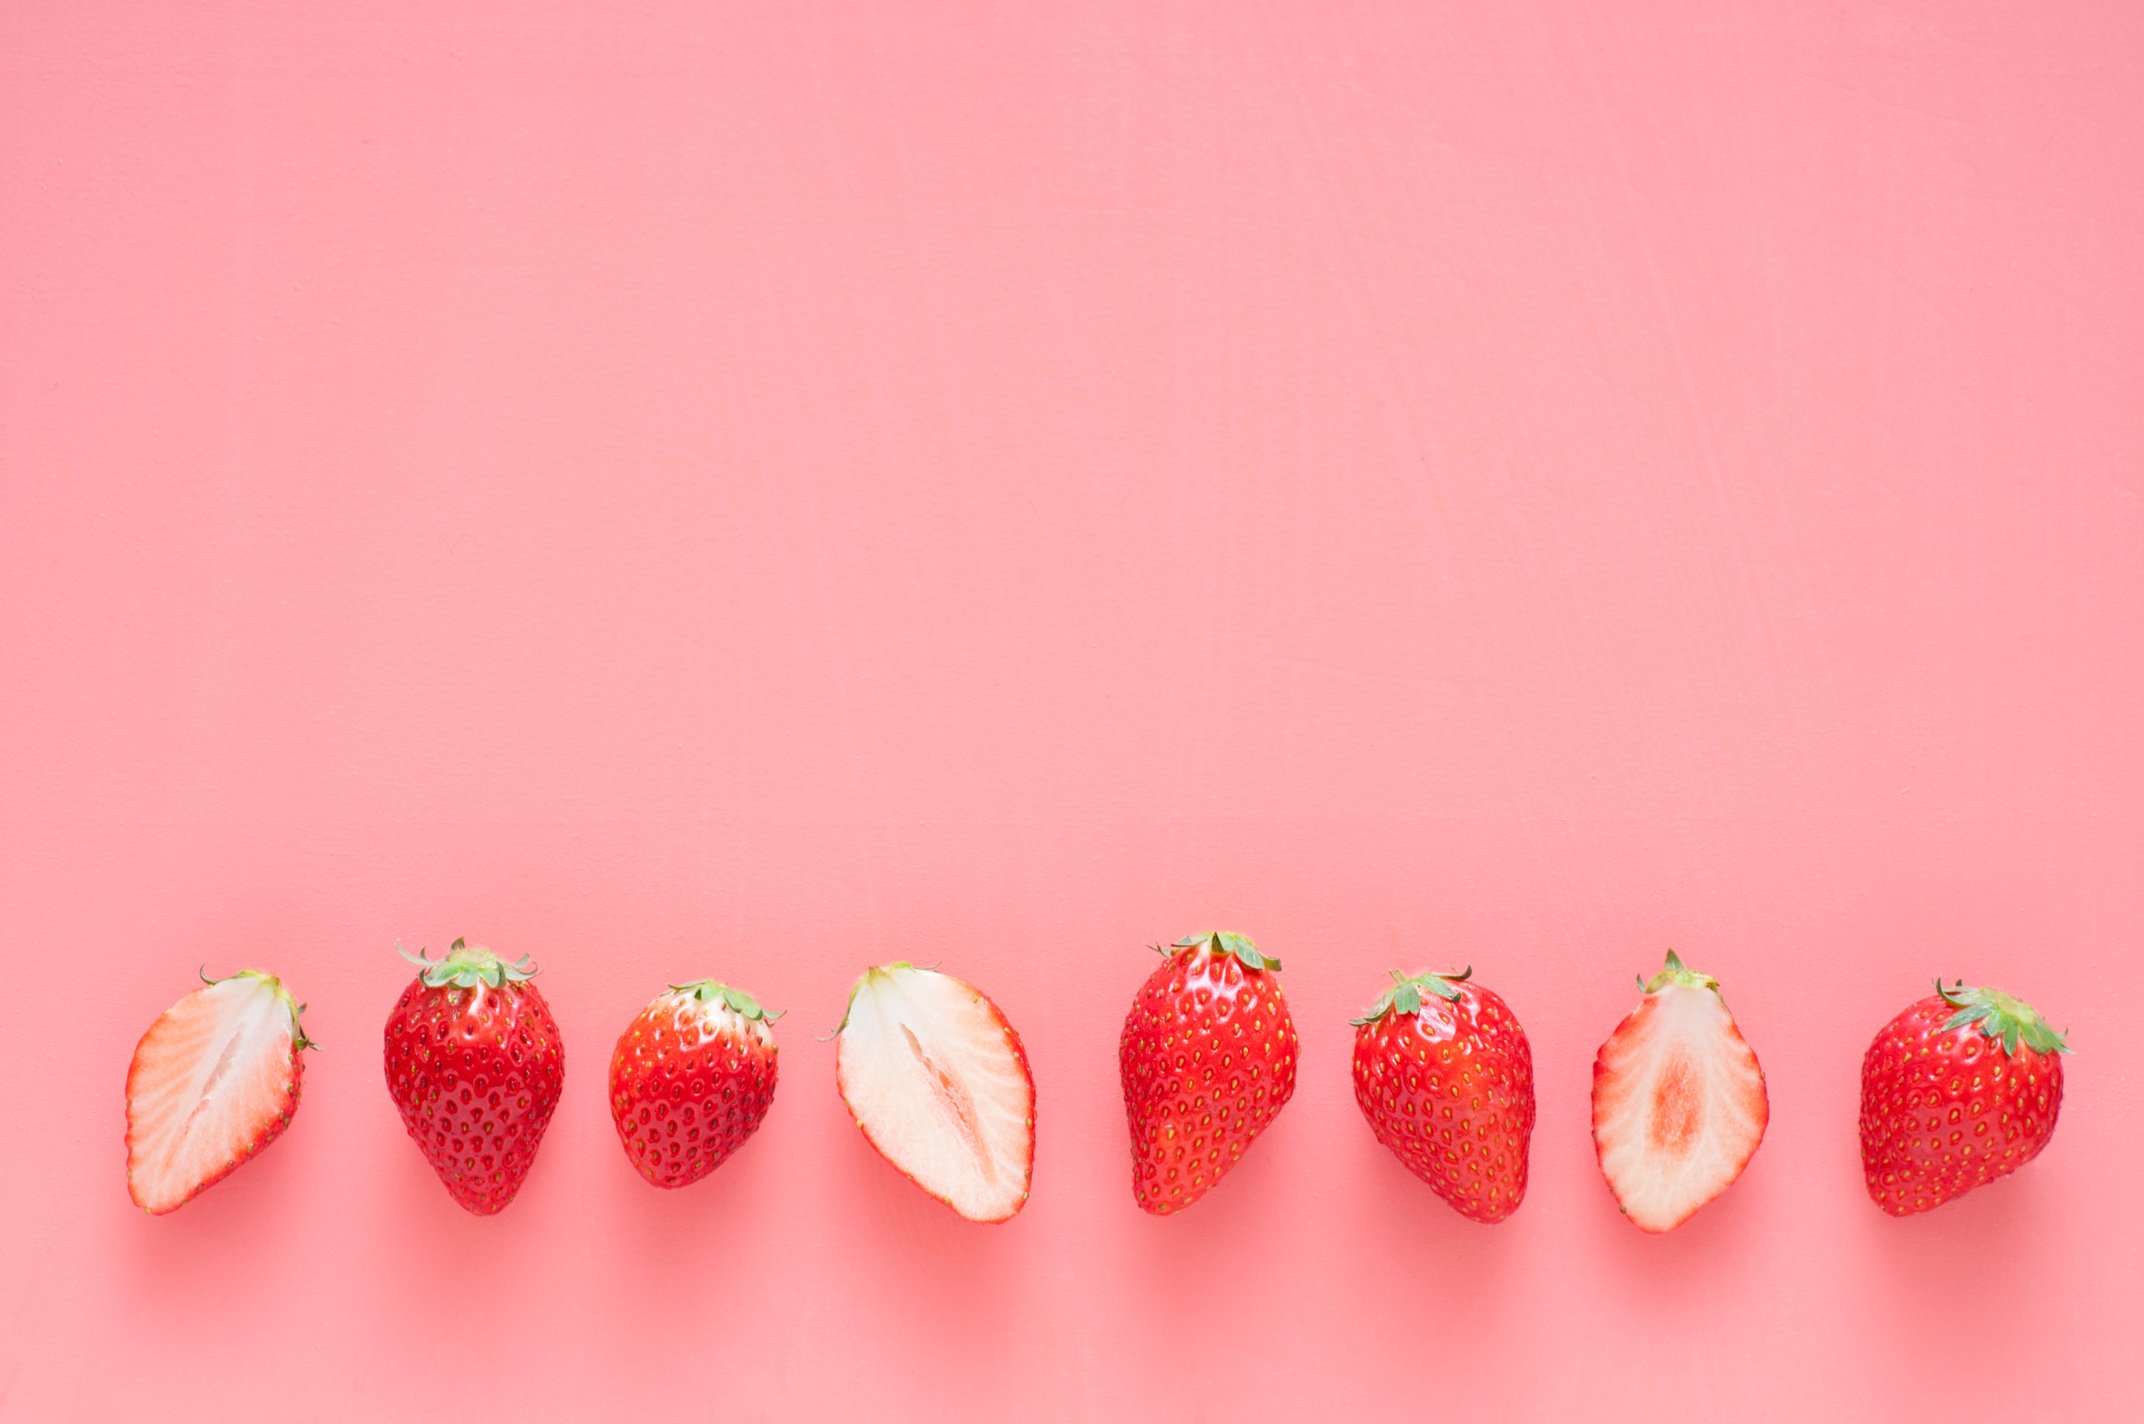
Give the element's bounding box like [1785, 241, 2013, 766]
[398, 937, 538, 990]
[1641, 949, 1719, 995]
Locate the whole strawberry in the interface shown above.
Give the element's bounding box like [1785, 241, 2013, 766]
[1860, 979, 2068, 1216]
[610, 980, 780, 1189]
[1119, 930, 1298, 1215]
[384, 939, 564, 1215]
[1351, 967, 1534, 1223]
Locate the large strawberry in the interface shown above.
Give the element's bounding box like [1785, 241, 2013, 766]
[1860, 979, 2068, 1216]
[832, 963, 1036, 1223]
[610, 980, 780, 1189]
[1591, 950, 1768, 1232]
[384, 939, 564, 1215]
[1119, 930, 1299, 1215]
[1351, 967, 1534, 1223]
[126, 969, 313, 1214]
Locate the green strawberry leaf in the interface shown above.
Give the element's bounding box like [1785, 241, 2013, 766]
[1174, 930, 1282, 973]
[665, 980, 781, 1021]
[1934, 978, 2071, 1058]
[400, 938, 537, 989]
[1348, 967, 1473, 1024]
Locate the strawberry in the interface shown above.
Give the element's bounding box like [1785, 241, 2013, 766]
[1119, 930, 1299, 1215]
[610, 980, 780, 1189]
[1591, 950, 1768, 1232]
[125, 969, 313, 1215]
[1859, 979, 2068, 1216]
[1351, 967, 1534, 1223]
[383, 938, 564, 1215]
[832, 963, 1035, 1222]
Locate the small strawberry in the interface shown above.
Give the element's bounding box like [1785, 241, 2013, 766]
[1119, 930, 1299, 1215]
[1860, 979, 2068, 1216]
[610, 980, 780, 1189]
[1351, 967, 1534, 1223]
[384, 938, 564, 1215]
[1592, 950, 1768, 1232]
[832, 963, 1036, 1223]
[126, 969, 313, 1214]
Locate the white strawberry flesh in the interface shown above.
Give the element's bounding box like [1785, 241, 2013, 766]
[834, 965, 1035, 1223]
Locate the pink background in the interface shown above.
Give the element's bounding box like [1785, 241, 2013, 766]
[3, 2, 2141, 1419]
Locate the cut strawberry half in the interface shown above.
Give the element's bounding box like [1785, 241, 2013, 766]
[833, 963, 1035, 1223]
[1591, 951, 1768, 1233]
[126, 970, 312, 1215]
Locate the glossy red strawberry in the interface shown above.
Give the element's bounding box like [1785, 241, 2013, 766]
[383, 939, 564, 1215]
[1119, 930, 1299, 1215]
[610, 980, 780, 1189]
[1592, 950, 1768, 1232]
[1351, 967, 1534, 1223]
[126, 969, 313, 1214]
[1860, 979, 2068, 1216]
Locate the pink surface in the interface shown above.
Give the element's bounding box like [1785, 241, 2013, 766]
[3, 2, 2141, 1419]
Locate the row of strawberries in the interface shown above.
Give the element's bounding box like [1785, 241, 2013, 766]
[124, 931, 2067, 1226]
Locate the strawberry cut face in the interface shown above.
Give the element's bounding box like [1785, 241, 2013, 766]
[833, 964, 1035, 1223]
[1591, 954, 1768, 1233]
[126, 971, 309, 1215]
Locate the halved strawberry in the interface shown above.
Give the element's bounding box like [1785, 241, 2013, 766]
[126, 969, 312, 1215]
[832, 963, 1035, 1223]
[1591, 950, 1768, 1232]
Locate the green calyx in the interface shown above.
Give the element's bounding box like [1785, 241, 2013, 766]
[1936, 980, 2070, 1058]
[1350, 967, 1470, 1026]
[201, 966, 318, 1050]
[1640, 949, 1718, 995]
[398, 937, 537, 990]
[1166, 930, 1279, 973]
[670, 979, 781, 1022]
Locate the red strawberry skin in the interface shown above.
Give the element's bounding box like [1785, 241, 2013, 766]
[1351, 970, 1534, 1224]
[610, 982, 779, 1189]
[1119, 931, 1298, 1216]
[1860, 981, 2067, 1216]
[384, 940, 565, 1216]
